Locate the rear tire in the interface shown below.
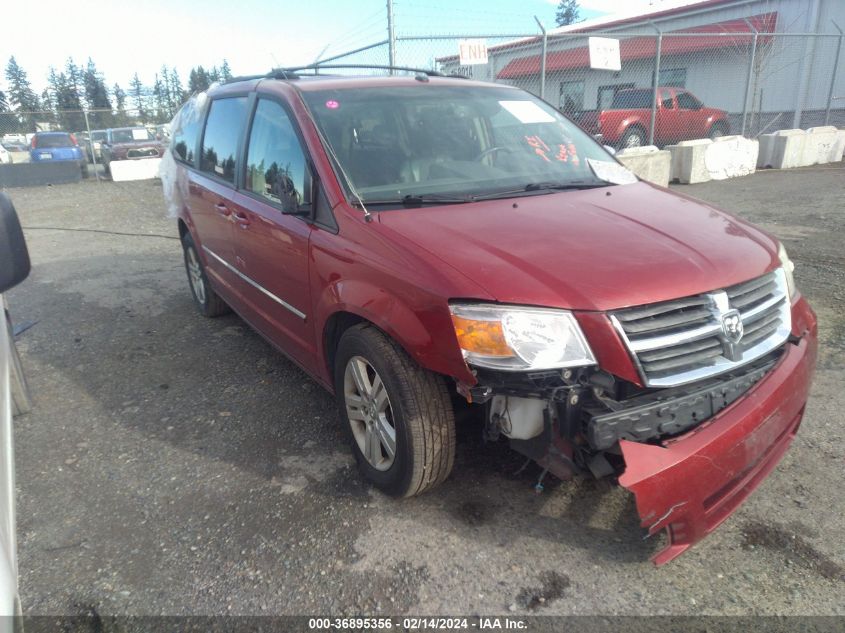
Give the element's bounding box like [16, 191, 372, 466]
[181, 232, 230, 317]
[334, 324, 456, 497]
[620, 127, 646, 149]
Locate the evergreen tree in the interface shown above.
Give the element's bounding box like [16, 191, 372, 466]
[0, 89, 16, 133]
[83, 58, 113, 127]
[5, 56, 41, 130]
[188, 65, 211, 93]
[220, 59, 232, 82]
[555, 0, 581, 26]
[168, 67, 185, 116]
[57, 58, 85, 130]
[129, 72, 147, 123]
[152, 73, 166, 124]
[113, 82, 129, 126]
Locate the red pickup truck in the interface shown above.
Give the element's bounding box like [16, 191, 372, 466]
[577, 87, 730, 148]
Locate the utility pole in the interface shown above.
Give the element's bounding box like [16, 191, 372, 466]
[387, 0, 396, 74]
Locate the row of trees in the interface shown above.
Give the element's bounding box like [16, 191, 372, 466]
[0, 57, 233, 134]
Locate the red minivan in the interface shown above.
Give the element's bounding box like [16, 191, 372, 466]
[165, 70, 817, 565]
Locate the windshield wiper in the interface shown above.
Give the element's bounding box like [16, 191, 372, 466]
[472, 180, 612, 201]
[354, 193, 474, 207]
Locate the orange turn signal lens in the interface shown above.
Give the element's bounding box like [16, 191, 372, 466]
[451, 315, 513, 357]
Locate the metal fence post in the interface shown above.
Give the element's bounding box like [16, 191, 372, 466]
[387, 0, 396, 74]
[649, 25, 662, 146]
[534, 17, 547, 100]
[83, 109, 99, 184]
[825, 20, 843, 126]
[741, 19, 759, 137]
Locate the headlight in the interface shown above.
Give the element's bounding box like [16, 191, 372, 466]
[778, 242, 797, 298]
[449, 303, 596, 371]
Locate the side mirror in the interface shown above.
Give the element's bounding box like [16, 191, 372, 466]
[0, 193, 31, 293]
[603, 145, 617, 156]
[281, 164, 316, 218]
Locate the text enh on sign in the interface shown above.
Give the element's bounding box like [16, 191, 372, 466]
[459, 39, 488, 65]
[588, 36, 621, 71]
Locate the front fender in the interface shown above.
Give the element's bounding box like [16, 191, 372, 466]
[314, 279, 475, 389]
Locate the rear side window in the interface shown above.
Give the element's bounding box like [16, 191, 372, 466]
[245, 99, 310, 213]
[200, 97, 248, 183]
[35, 134, 73, 148]
[171, 97, 204, 164]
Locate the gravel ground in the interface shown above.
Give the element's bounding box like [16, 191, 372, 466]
[4, 165, 844, 616]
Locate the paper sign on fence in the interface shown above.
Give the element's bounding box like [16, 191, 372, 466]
[459, 39, 488, 66]
[588, 37, 621, 71]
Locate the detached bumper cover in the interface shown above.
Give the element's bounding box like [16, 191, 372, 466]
[618, 302, 817, 565]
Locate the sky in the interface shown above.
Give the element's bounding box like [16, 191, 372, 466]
[0, 0, 700, 96]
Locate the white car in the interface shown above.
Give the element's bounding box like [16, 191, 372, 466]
[0, 144, 11, 165]
[0, 192, 31, 625]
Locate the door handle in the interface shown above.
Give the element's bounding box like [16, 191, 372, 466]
[215, 202, 231, 216]
[232, 209, 251, 226]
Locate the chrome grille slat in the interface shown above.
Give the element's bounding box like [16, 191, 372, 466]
[729, 281, 777, 310]
[621, 307, 713, 335]
[741, 294, 785, 322]
[641, 347, 723, 373]
[615, 296, 708, 322]
[612, 269, 791, 387]
[638, 336, 722, 363]
[726, 272, 775, 298]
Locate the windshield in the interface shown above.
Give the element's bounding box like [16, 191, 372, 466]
[111, 128, 154, 143]
[610, 89, 653, 109]
[302, 85, 618, 203]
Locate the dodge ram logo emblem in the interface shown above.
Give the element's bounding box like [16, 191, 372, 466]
[721, 309, 744, 343]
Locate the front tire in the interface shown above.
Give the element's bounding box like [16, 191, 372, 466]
[6, 312, 32, 417]
[181, 232, 230, 317]
[620, 127, 646, 149]
[709, 122, 729, 139]
[334, 325, 456, 497]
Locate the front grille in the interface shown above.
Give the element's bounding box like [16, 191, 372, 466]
[611, 269, 791, 387]
[127, 147, 159, 158]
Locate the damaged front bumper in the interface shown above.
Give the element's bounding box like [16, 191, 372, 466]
[619, 313, 817, 565]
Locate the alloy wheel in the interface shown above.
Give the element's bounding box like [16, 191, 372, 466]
[344, 356, 397, 471]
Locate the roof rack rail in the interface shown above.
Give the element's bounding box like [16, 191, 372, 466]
[224, 68, 301, 84]
[282, 64, 446, 77]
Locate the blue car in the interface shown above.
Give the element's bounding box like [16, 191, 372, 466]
[29, 132, 88, 177]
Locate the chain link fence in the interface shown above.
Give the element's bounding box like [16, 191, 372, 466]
[0, 108, 169, 168]
[310, 23, 844, 148]
[2, 24, 841, 157]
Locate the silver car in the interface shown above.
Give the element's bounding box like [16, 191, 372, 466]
[0, 192, 31, 625]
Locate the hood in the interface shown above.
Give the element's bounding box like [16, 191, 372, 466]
[376, 181, 779, 312]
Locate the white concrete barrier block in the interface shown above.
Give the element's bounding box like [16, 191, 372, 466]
[666, 138, 712, 184]
[833, 129, 845, 163]
[805, 126, 841, 164]
[616, 145, 672, 187]
[109, 158, 162, 182]
[760, 129, 807, 169]
[757, 133, 775, 168]
[704, 135, 759, 180]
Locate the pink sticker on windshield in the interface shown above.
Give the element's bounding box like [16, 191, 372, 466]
[325, 100, 339, 109]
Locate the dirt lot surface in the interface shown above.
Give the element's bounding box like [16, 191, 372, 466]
[4, 165, 844, 616]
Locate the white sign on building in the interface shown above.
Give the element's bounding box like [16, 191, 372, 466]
[588, 36, 621, 71]
[458, 39, 489, 65]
